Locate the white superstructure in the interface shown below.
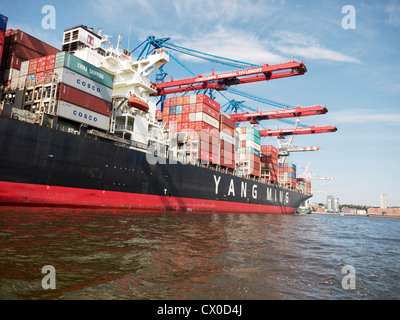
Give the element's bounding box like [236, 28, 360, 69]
[62, 25, 169, 151]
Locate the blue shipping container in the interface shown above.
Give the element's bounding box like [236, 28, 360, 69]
[0, 14, 8, 31]
[169, 106, 176, 115]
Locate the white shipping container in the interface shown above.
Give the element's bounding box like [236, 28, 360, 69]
[189, 95, 197, 104]
[194, 112, 219, 129]
[202, 113, 219, 129]
[3, 68, 20, 82]
[220, 131, 235, 145]
[58, 100, 110, 131]
[18, 76, 27, 88]
[20, 61, 29, 76]
[189, 113, 196, 122]
[10, 78, 18, 90]
[246, 140, 261, 151]
[195, 112, 203, 122]
[54, 67, 113, 102]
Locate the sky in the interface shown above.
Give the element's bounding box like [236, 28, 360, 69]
[1, 0, 400, 207]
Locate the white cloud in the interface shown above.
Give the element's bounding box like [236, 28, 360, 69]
[87, 0, 360, 65]
[386, 0, 400, 26]
[176, 26, 286, 66]
[329, 108, 400, 125]
[275, 45, 361, 64]
[271, 31, 361, 64]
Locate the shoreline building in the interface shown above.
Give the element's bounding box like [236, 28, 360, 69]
[327, 195, 339, 213]
[380, 194, 387, 209]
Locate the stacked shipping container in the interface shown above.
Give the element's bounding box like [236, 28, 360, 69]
[7, 51, 114, 131]
[0, 28, 59, 89]
[278, 163, 297, 189]
[260, 145, 279, 182]
[219, 112, 236, 169]
[163, 94, 221, 164]
[236, 127, 261, 177]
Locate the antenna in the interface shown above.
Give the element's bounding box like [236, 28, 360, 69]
[128, 24, 131, 51]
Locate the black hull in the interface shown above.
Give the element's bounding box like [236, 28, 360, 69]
[0, 117, 311, 213]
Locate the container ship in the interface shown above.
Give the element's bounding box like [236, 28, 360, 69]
[0, 19, 335, 214]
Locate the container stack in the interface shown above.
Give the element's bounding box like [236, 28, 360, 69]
[296, 178, 307, 193]
[306, 180, 311, 194]
[54, 52, 114, 131]
[0, 29, 59, 89]
[278, 163, 297, 189]
[162, 93, 221, 164]
[7, 51, 114, 132]
[236, 127, 261, 177]
[260, 145, 279, 182]
[219, 112, 236, 170]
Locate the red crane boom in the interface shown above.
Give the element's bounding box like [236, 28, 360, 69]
[259, 126, 338, 137]
[151, 61, 307, 96]
[230, 105, 328, 123]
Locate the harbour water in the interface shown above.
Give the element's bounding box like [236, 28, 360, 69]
[0, 206, 399, 300]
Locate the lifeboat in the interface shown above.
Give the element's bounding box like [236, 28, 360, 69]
[127, 94, 149, 113]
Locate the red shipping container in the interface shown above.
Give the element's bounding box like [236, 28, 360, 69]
[36, 57, 46, 72]
[219, 124, 235, 135]
[220, 140, 234, 152]
[44, 69, 54, 83]
[176, 96, 183, 105]
[196, 94, 220, 111]
[57, 84, 111, 116]
[189, 104, 196, 113]
[182, 113, 189, 122]
[176, 114, 182, 123]
[220, 149, 234, 159]
[7, 43, 44, 61]
[177, 123, 182, 131]
[182, 105, 190, 114]
[163, 106, 170, 116]
[28, 58, 38, 74]
[169, 97, 177, 107]
[35, 71, 44, 85]
[0, 29, 4, 46]
[5, 54, 22, 70]
[45, 54, 55, 70]
[164, 99, 171, 107]
[169, 115, 176, 122]
[220, 114, 235, 129]
[195, 122, 219, 136]
[196, 104, 219, 120]
[10, 30, 59, 56]
[182, 122, 189, 130]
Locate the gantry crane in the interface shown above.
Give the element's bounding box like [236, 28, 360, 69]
[229, 105, 328, 124]
[299, 160, 335, 181]
[131, 36, 337, 151]
[151, 60, 307, 96]
[259, 125, 338, 137]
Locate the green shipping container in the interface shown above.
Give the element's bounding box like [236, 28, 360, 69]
[54, 52, 114, 89]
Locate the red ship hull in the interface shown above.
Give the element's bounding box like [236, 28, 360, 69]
[0, 181, 298, 214]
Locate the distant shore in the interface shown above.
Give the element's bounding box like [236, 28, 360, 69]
[312, 212, 400, 218]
